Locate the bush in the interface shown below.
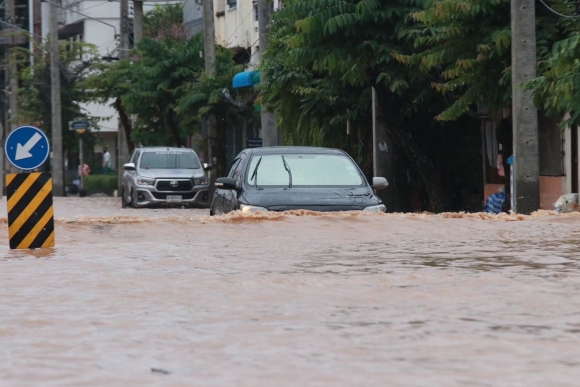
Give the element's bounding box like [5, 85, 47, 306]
[83, 174, 118, 195]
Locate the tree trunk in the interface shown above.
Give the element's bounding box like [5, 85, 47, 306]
[114, 97, 135, 154]
[167, 110, 183, 147]
[373, 86, 447, 212]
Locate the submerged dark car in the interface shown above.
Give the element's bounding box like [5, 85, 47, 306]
[210, 146, 389, 215]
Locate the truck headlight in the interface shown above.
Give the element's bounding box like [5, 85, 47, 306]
[136, 177, 155, 185]
[240, 204, 268, 213]
[194, 177, 209, 186]
[363, 204, 386, 213]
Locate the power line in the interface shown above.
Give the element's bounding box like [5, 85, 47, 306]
[538, 0, 577, 19]
[249, 38, 260, 59]
[226, 7, 255, 46]
[82, 1, 112, 12]
[0, 18, 45, 40]
[41, 0, 118, 38]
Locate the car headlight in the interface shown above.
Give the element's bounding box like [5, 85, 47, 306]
[136, 177, 155, 185]
[194, 177, 209, 186]
[240, 204, 268, 213]
[363, 204, 386, 213]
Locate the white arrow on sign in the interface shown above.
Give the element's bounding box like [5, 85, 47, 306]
[15, 133, 42, 161]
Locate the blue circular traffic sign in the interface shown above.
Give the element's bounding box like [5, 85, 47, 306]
[4, 126, 50, 171]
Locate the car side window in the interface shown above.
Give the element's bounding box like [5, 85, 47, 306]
[129, 150, 140, 164]
[227, 159, 241, 178]
[231, 156, 246, 186]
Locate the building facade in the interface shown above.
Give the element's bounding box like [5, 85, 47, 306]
[41, 0, 172, 172]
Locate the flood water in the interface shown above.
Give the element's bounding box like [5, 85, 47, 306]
[1, 197, 580, 386]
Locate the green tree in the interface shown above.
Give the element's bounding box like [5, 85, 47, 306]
[144, 3, 185, 42]
[400, 0, 568, 121]
[78, 59, 135, 152]
[262, 0, 457, 211]
[523, 2, 580, 127]
[12, 39, 101, 155]
[175, 42, 250, 176]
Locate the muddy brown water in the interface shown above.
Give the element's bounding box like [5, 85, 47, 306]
[1, 198, 580, 386]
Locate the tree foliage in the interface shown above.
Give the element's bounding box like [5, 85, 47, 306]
[81, 3, 251, 163]
[144, 4, 186, 42]
[523, 2, 580, 127]
[262, 0, 455, 211]
[13, 40, 101, 152]
[401, 0, 569, 121]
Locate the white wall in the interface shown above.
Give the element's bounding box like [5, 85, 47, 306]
[41, 0, 180, 142]
[211, 0, 281, 68]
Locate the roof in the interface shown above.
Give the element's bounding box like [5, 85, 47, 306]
[139, 147, 194, 152]
[245, 146, 346, 155]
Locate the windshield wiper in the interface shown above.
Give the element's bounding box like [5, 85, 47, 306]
[281, 155, 292, 188]
[250, 156, 262, 187]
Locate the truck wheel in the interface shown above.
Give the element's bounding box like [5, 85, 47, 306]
[130, 189, 138, 209]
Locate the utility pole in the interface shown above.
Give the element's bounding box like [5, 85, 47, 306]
[6, 0, 18, 136]
[203, 0, 217, 196]
[511, 0, 539, 214]
[133, 0, 143, 44]
[118, 0, 130, 192]
[2, 0, 16, 196]
[49, 0, 64, 195]
[257, 0, 277, 146]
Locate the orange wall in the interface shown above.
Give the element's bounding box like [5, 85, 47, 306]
[484, 177, 564, 212]
[540, 176, 564, 210]
[484, 184, 504, 203]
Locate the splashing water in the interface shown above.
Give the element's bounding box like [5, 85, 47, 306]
[1, 197, 580, 386]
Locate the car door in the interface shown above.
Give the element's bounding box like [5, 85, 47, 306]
[222, 157, 245, 213]
[123, 149, 140, 196]
[214, 158, 241, 214]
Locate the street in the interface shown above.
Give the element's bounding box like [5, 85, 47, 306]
[1, 198, 580, 386]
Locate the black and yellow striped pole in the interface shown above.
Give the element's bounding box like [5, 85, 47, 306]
[4, 126, 54, 250]
[6, 173, 55, 249]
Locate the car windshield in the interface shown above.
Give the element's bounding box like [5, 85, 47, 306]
[246, 153, 363, 186]
[139, 151, 201, 169]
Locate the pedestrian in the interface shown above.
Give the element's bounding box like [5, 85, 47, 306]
[102, 146, 111, 174]
[78, 163, 91, 178]
[484, 186, 506, 214]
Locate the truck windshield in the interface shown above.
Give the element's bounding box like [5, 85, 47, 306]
[139, 151, 201, 169]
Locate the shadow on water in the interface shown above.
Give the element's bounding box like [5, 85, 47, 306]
[1, 247, 58, 261]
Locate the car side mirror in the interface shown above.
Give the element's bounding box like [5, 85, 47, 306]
[203, 163, 213, 171]
[372, 177, 389, 191]
[124, 162, 136, 171]
[215, 177, 237, 190]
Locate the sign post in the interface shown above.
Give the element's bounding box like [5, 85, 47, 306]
[4, 125, 54, 249]
[69, 119, 91, 197]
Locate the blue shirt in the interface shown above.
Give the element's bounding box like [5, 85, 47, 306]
[484, 191, 505, 214]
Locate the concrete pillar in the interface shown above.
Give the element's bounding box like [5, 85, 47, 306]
[511, 0, 540, 214]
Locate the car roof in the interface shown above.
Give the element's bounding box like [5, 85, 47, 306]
[139, 147, 194, 152]
[245, 146, 346, 156]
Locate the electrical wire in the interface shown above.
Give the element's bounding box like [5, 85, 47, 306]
[248, 38, 260, 59]
[81, 1, 113, 12]
[97, 38, 117, 49]
[538, 0, 577, 19]
[226, 7, 255, 46]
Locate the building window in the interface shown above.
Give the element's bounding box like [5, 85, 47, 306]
[227, 0, 237, 8]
